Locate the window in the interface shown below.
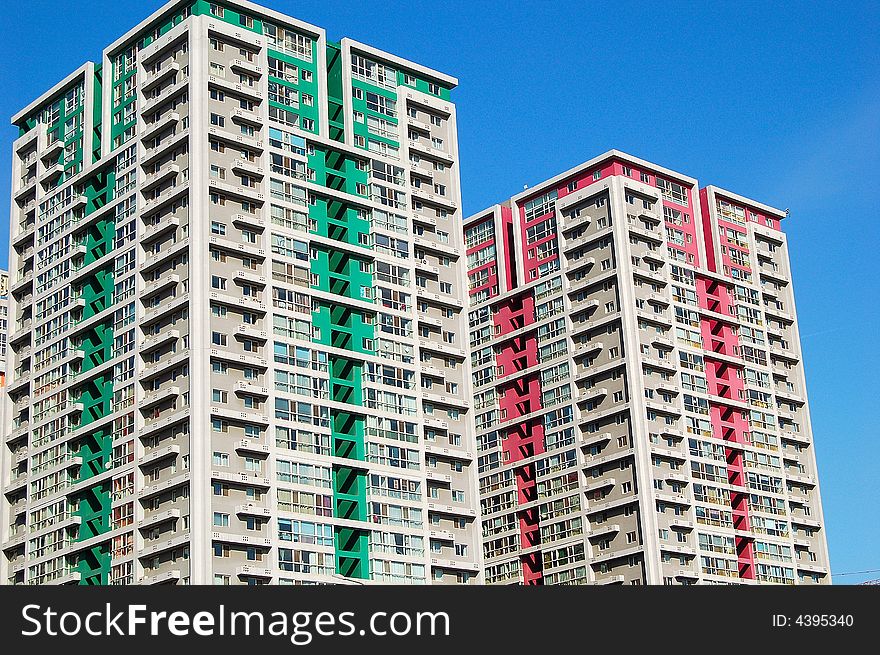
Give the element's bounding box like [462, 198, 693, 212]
[264, 23, 313, 62]
[657, 177, 688, 206]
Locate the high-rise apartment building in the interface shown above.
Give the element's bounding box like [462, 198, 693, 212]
[467, 150, 829, 585]
[2, 0, 481, 585]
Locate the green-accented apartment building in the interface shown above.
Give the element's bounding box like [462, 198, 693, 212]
[2, 0, 481, 585]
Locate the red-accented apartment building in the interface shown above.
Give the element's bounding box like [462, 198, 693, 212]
[467, 150, 829, 585]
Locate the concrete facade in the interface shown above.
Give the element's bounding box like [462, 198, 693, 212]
[2, 0, 481, 585]
[467, 151, 830, 585]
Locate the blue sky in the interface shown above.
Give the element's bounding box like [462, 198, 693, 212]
[1, 1, 877, 583]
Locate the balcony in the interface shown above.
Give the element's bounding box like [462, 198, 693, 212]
[780, 430, 810, 446]
[234, 324, 268, 341]
[232, 107, 264, 128]
[641, 356, 677, 372]
[5, 474, 28, 495]
[6, 372, 32, 395]
[639, 210, 662, 224]
[140, 76, 189, 117]
[775, 387, 804, 405]
[415, 259, 440, 275]
[646, 400, 682, 416]
[235, 439, 271, 455]
[415, 287, 463, 309]
[141, 163, 181, 193]
[585, 523, 620, 539]
[212, 531, 272, 548]
[235, 504, 272, 518]
[412, 235, 460, 258]
[138, 444, 182, 467]
[210, 405, 270, 426]
[410, 185, 457, 212]
[578, 386, 608, 403]
[425, 502, 477, 518]
[211, 470, 271, 489]
[141, 273, 180, 299]
[137, 408, 190, 439]
[231, 212, 266, 231]
[142, 183, 189, 216]
[232, 269, 267, 287]
[236, 565, 272, 579]
[10, 271, 34, 296]
[565, 255, 596, 276]
[417, 314, 442, 329]
[579, 431, 612, 449]
[425, 470, 452, 484]
[9, 321, 33, 346]
[139, 531, 191, 558]
[208, 235, 265, 259]
[421, 391, 470, 410]
[406, 116, 431, 132]
[138, 472, 190, 500]
[12, 223, 36, 247]
[208, 178, 264, 205]
[583, 477, 616, 494]
[642, 249, 665, 265]
[141, 292, 189, 327]
[657, 382, 680, 396]
[572, 340, 604, 358]
[234, 380, 269, 398]
[139, 385, 181, 411]
[407, 138, 454, 164]
[208, 75, 264, 102]
[659, 542, 696, 557]
[650, 335, 675, 351]
[141, 351, 189, 382]
[628, 224, 664, 244]
[759, 266, 789, 286]
[141, 570, 183, 585]
[764, 304, 794, 324]
[142, 61, 181, 93]
[786, 472, 816, 488]
[418, 339, 465, 359]
[14, 175, 37, 201]
[670, 519, 694, 532]
[208, 126, 264, 152]
[137, 508, 182, 530]
[647, 292, 670, 307]
[141, 111, 181, 141]
[592, 575, 626, 585]
[141, 328, 181, 354]
[231, 158, 265, 179]
[412, 212, 437, 227]
[140, 129, 190, 168]
[423, 444, 473, 461]
[654, 490, 690, 506]
[141, 238, 190, 274]
[429, 558, 481, 572]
